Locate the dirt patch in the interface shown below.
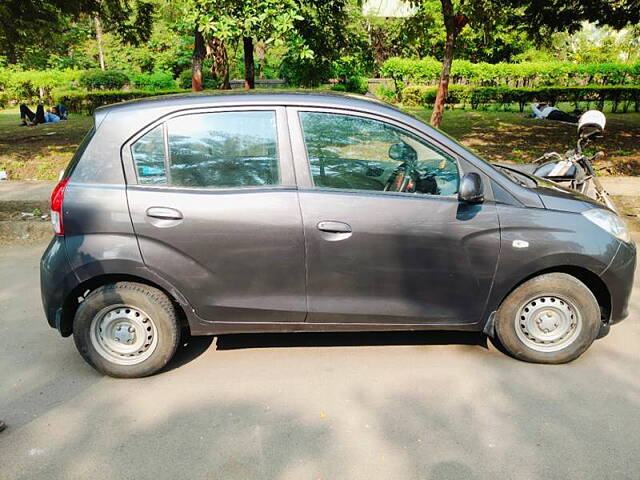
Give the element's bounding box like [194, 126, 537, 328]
[0, 199, 52, 243]
[0, 220, 52, 245]
[611, 196, 640, 232]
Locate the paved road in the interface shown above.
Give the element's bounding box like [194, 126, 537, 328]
[0, 241, 638, 479]
[0, 181, 56, 202]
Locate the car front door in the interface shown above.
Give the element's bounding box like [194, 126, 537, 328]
[288, 108, 500, 326]
[125, 107, 306, 324]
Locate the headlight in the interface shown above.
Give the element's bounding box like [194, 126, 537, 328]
[582, 208, 630, 243]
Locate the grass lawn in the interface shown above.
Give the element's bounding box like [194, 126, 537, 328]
[405, 107, 640, 176]
[1, 104, 639, 180]
[0, 107, 93, 180]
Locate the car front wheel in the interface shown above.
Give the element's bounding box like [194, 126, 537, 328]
[73, 282, 180, 377]
[495, 273, 601, 364]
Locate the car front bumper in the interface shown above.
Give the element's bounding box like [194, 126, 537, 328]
[601, 239, 636, 325]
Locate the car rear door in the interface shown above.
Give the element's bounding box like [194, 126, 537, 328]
[287, 107, 500, 326]
[124, 106, 306, 324]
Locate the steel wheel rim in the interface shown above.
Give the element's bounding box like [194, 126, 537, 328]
[515, 295, 582, 352]
[90, 304, 158, 365]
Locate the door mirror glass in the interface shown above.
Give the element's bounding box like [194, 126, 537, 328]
[458, 172, 484, 203]
[388, 142, 417, 163]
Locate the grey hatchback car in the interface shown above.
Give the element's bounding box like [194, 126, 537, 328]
[40, 92, 636, 377]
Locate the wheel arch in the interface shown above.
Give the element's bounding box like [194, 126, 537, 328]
[485, 265, 611, 336]
[59, 273, 190, 337]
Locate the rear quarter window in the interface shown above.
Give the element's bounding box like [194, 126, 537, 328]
[63, 127, 96, 179]
[131, 125, 167, 185]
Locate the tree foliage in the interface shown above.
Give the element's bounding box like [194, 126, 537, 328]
[1, 0, 640, 102]
[0, 0, 155, 66]
[185, 0, 314, 88]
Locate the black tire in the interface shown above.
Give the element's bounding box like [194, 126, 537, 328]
[73, 282, 179, 378]
[495, 273, 601, 364]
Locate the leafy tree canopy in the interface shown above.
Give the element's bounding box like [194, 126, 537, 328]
[185, 0, 313, 60]
[0, 0, 154, 65]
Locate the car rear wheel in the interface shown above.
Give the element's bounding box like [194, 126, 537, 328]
[73, 282, 179, 377]
[495, 273, 601, 364]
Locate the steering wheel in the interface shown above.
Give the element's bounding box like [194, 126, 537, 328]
[384, 162, 417, 193]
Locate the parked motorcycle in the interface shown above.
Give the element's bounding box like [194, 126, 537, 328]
[495, 110, 617, 212]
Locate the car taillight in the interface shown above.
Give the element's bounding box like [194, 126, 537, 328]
[50, 178, 69, 235]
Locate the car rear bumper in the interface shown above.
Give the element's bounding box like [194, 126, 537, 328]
[601, 239, 636, 325]
[40, 236, 78, 335]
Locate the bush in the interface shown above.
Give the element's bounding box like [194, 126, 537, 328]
[401, 85, 640, 113]
[79, 70, 130, 90]
[0, 68, 82, 103]
[331, 76, 368, 94]
[375, 83, 396, 102]
[53, 89, 187, 114]
[279, 56, 334, 87]
[330, 56, 369, 94]
[131, 71, 177, 90]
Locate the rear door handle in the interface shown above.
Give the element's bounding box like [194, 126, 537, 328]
[317, 221, 352, 233]
[146, 206, 183, 220]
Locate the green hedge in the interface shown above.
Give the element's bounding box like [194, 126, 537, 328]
[382, 58, 640, 93]
[0, 68, 180, 103]
[132, 71, 177, 90]
[53, 89, 188, 114]
[402, 85, 640, 113]
[0, 68, 83, 103]
[79, 70, 130, 90]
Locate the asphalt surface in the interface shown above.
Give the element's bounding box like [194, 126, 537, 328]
[0, 241, 638, 479]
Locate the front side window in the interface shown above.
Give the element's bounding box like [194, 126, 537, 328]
[299, 111, 459, 196]
[130, 111, 280, 188]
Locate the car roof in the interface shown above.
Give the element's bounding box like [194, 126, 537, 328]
[94, 90, 402, 126]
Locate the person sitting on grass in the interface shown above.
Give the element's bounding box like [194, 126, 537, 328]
[20, 103, 61, 126]
[53, 104, 68, 120]
[531, 102, 579, 123]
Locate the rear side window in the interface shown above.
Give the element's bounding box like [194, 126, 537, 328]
[131, 125, 167, 185]
[130, 111, 280, 188]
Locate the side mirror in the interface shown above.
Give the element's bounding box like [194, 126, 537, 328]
[388, 142, 417, 162]
[458, 172, 484, 204]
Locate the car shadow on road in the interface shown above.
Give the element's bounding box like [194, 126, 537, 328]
[162, 332, 215, 372]
[215, 330, 488, 350]
[162, 330, 489, 372]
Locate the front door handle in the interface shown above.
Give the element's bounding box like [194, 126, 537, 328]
[317, 221, 352, 233]
[146, 206, 183, 220]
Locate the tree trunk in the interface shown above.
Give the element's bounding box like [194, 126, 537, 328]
[430, 0, 466, 128]
[94, 15, 106, 70]
[255, 41, 266, 79]
[243, 36, 255, 90]
[192, 27, 206, 92]
[206, 36, 231, 90]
